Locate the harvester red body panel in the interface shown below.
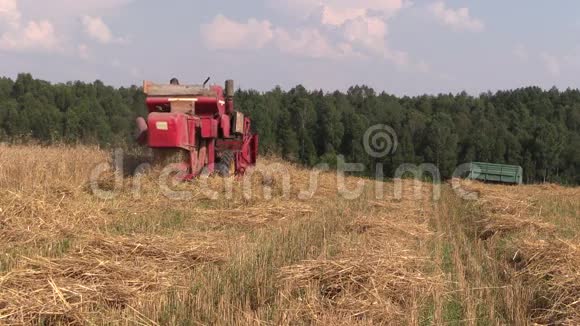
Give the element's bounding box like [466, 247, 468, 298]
[137, 79, 258, 178]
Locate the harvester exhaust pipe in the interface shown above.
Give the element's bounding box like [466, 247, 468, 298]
[225, 79, 234, 114]
[136, 117, 148, 144]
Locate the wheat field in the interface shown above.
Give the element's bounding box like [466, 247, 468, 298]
[0, 145, 578, 325]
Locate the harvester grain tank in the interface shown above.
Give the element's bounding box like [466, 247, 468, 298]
[136, 79, 258, 179]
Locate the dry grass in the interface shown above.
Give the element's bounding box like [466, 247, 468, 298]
[0, 145, 438, 325]
[1, 234, 226, 324]
[277, 183, 440, 324]
[0, 144, 578, 325]
[449, 179, 580, 325]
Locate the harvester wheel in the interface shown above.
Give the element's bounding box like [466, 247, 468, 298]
[152, 148, 189, 167]
[200, 166, 211, 177]
[216, 150, 234, 177]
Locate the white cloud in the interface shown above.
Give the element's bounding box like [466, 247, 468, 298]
[0, 20, 60, 52]
[78, 43, 90, 60]
[199, 13, 426, 71]
[201, 14, 273, 50]
[271, 0, 409, 28]
[0, 0, 62, 52]
[202, 14, 350, 59]
[0, 20, 59, 51]
[274, 27, 338, 59]
[535, 48, 580, 77]
[271, 0, 408, 20]
[0, 0, 21, 28]
[541, 53, 561, 77]
[339, 14, 410, 67]
[1, 0, 131, 54]
[387, 49, 411, 67]
[81, 16, 125, 44]
[261, 0, 425, 69]
[321, 6, 367, 26]
[332, 8, 422, 68]
[336, 42, 363, 58]
[343, 16, 388, 54]
[429, 2, 484, 32]
[354, 0, 409, 13]
[202, 14, 363, 60]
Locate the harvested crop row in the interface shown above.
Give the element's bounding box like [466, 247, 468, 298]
[456, 180, 580, 324]
[278, 181, 441, 324]
[0, 233, 228, 324]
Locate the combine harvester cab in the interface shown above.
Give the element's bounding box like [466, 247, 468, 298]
[136, 79, 258, 179]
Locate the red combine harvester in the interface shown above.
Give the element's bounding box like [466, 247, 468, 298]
[136, 79, 258, 179]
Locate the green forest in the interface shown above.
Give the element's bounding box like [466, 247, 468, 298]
[0, 73, 578, 184]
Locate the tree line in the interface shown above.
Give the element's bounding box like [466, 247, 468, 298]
[0, 73, 578, 184]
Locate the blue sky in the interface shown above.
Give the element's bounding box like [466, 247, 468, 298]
[1, 0, 579, 95]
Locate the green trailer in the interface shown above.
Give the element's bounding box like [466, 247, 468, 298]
[467, 162, 523, 185]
